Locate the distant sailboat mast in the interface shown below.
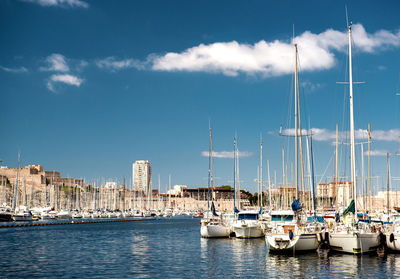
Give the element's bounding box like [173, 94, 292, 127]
[206, 125, 215, 218]
[260, 135, 263, 209]
[13, 152, 21, 211]
[233, 137, 236, 212]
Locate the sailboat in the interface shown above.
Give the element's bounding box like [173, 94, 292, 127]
[200, 126, 231, 238]
[232, 138, 264, 239]
[265, 44, 320, 253]
[328, 23, 380, 255]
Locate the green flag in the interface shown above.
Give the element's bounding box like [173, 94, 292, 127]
[343, 199, 355, 216]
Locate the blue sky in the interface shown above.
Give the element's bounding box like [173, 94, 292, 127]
[1, 0, 400, 193]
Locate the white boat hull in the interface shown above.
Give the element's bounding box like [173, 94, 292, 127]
[386, 232, 400, 251]
[329, 232, 379, 254]
[233, 223, 264, 239]
[40, 214, 51, 220]
[13, 215, 33, 221]
[201, 223, 230, 238]
[57, 213, 72, 219]
[266, 233, 318, 252]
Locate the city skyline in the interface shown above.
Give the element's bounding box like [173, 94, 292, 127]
[1, 0, 400, 194]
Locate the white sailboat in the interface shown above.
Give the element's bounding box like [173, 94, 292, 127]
[387, 219, 400, 251]
[13, 205, 33, 221]
[201, 126, 231, 238]
[265, 43, 320, 253]
[232, 138, 264, 239]
[56, 209, 72, 219]
[232, 210, 264, 238]
[328, 23, 379, 255]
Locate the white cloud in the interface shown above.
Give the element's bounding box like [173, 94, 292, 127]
[76, 60, 88, 71]
[0, 66, 28, 73]
[47, 74, 83, 92]
[300, 81, 323, 92]
[201, 151, 253, 159]
[40, 53, 69, 72]
[149, 24, 400, 77]
[96, 57, 146, 71]
[363, 150, 388, 157]
[23, 0, 88, 8]
[369, 129, 400, 142]
[277, 128, 400, 142]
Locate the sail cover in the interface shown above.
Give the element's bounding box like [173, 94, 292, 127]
[211, 201, 219, 217]
[291, 199, 302, 211]
[343, 199, 355, 216]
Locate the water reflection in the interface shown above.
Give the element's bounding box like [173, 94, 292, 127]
[2, 218, 400, 278]
[201, 237, 266, 277]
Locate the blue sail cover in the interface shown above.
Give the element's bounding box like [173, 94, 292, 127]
[258, 207, 263, 215]
[211, 201, 219, 217]
[307, 216, 324, 223]
[291, 199, 302, 211]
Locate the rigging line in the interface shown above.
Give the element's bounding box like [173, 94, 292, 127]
[297, 56, 312, 133]
[317, 150, 335, 185]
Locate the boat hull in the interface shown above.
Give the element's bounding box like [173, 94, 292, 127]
[233, 223, 264, 239]
[13, 215, 33, 222]
[201, 224, 230, 238]
[386, 232, 400, 251]
[57, 214, 72, 219]
[329, 232, 379, 254]
[0, 213, 13, 222]
[266, 233, 318, 253]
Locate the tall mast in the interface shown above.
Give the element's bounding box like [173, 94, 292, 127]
[361, 144, 365, 211]
[158, 174, 161, 210]
[294, 44, 299, 200]
[335, 124, 339, 209]
[348, 24, 357, 217]
[207, 126, 212, 217]
[267, 160, 272, 209]
[233, 137, 236, 212]
[168, 174, 171, 209]
[260, 135, 263, 208]
[210, 126, 213, 189]
[13, 152, 21, 211]
[368, 124, 371, 210]
[257, 167, 260, 207]
[282, 147, 285, 186]
[305, 134, 312, 211]
[387, 152, 390, 213]
[236, 140, 241, 210]
[310, 133, 316, 216]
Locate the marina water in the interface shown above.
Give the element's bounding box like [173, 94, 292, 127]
[1, 217, 400, 278]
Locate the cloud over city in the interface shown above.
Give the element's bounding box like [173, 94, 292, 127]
[0, 66, 28, 73]
[41, 53, 84, 92]
[201, 151, 253, 159]
[276, 128, 400, 142]
[96, 57, 146, 71]
[47, 74, 83, 92]
[40, 53, 70, 72]
[146, 24, 400, 77]
[22, 0, 89, 8]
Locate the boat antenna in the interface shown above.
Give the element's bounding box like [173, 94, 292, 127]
[292, 24, 295, 44]
[345, 5, 352, 28]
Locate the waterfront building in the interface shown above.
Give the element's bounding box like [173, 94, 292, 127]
[167, 185, 187, 197]
[317, 181, 352, 208]
[132, 160, 152, 194]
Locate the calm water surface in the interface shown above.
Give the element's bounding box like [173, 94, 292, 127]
[1, 217, 400, 278]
